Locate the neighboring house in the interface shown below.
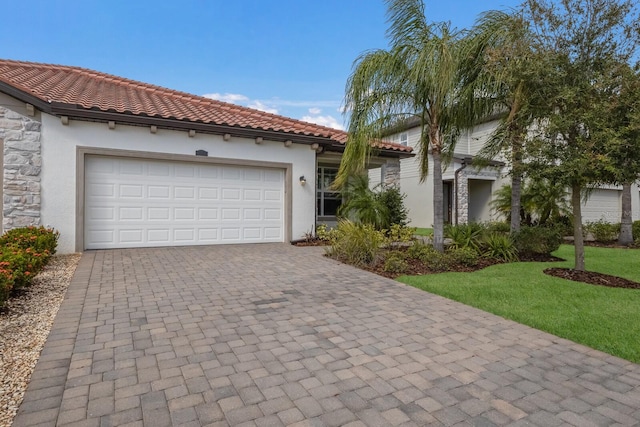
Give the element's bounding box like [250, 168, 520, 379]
[370, 118, 640, 228]
[0, 59, 411, 253]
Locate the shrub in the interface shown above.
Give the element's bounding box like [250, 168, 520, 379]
[445, 223, 485, 251]
[485, 221, 511, 234]
[378, 186, 409, 227]
[386, 224, 415, 246]
[1, 225, 59, 256]
[425, 250, 453, 272]
[0, 226, 59, 304]
[584, 220, 619, 242]
[0, 263, 14, 306]
[327, 220, 385, 266]
[448, 247, 480, 267]
[316, 224, 334, 241]
[383, 251, 409, 274]
[547, 215, 573, 236]
[512, 226, 562, 256]
[406, 241, 433, 261]
[483, 232, 518, 262]
[633, 220, 640, 240]
[405, 242, 451, 271]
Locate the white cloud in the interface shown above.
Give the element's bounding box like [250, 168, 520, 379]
[248, 101, 278, 114]
[202, 92, 249, 103]
[308, 107, 322, 115]
[301, 114, 344, 130]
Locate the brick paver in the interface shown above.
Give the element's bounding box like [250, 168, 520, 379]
[13, 244, 640, 426]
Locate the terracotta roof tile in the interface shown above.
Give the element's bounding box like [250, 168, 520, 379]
[0, 59, 412, 153]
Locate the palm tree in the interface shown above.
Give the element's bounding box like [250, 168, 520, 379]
[337, 173, 390, 229]
[335, 0, 484, 252]
[468, 9, 540, 233]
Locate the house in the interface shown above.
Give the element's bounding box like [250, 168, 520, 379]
[0, 59, 412, 253]
[370, 118, 640, 228]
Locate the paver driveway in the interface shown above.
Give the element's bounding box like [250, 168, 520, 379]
[13, 244, 640, 427]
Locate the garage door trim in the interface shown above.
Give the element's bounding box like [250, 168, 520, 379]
[76, 146, 293, 251]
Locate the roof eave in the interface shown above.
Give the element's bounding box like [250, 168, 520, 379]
[324, 143, 414, 159]
[45, 102, 337, 146]
[0, 80, 52, 113]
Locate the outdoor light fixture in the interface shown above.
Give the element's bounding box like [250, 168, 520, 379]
[299, 176, 307, 185]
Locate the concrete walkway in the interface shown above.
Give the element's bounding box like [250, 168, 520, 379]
[13, 244, 640, 426]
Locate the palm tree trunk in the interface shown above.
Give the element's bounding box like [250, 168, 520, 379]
[510, 172, 522, 232]
[432, 150, 445, 252]
[619, 182, 633, 246]
[509, 100, 523, 233]
[571, 183, 585, 271]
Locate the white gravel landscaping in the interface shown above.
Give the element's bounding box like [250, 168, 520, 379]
[0, 254, 81, 427]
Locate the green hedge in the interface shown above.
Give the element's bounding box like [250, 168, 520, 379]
[0, 226, 59, 306]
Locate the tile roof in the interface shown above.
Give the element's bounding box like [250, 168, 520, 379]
[0, 59, 412, 154]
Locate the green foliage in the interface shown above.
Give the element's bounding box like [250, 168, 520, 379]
[0, 226, 59, 306]
[546, 215, 573, 236]
[338, 174, 389, 230]
[491, 180, 570, 226]
[1, 225, 59, 255]
[512, 226, 562, 255]
[425, 250, 453, 272]
[0, 262, 14, 306]
[485, 221, 511, 234]
[338, 175, 410, 232]
[315, 224, 334, 241]
[406, 242, 451, 271]
[445, 223, 485, 251]
[378, 186, 409, 227]
[482, 232, 518, 262]
[632, 220, 640, 240]
[447, 247, 480, 267]
[386, 224, 415, 246]
[406, 241, 433, 261]
[327, 220, 385, 266]
[584, 220, 620, 242]
[383, 251, 409, 274]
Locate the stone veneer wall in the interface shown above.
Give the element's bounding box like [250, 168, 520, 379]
[383, 158, 401, 188]
[456, 170, 469, 224]
[0, 106, 42, 230]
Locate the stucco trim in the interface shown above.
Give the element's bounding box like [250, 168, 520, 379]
[75, 146, 293, 251]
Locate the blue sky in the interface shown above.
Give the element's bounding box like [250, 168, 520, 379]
[1, 0, 521, 130]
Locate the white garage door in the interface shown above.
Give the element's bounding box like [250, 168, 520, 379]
[85, 156, 285, 249]
[582, 189, 621, 223]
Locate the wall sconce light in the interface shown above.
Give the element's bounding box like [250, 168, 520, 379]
[299, 176, 307, 186]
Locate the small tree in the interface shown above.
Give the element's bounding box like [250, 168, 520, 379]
[523, 0, 640, 270]
[596, 64, 640, 245]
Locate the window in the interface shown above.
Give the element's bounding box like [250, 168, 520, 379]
[317, 166, 341, 217]
[398, 132, 408, 146]
[391, 132, 409, 146]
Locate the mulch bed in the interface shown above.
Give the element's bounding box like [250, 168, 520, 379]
[544, 267, 640, 289]
[293, 240, 638, 289]
[364, 250, 562, 279]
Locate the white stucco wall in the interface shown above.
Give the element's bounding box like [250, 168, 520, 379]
[39, 113, 317, 253]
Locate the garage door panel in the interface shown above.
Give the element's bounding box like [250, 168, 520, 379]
[583, 189, 621, 223]
[85, 156, 285, 249]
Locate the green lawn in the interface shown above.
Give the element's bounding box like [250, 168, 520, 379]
[398, 245, 640, 363]
[414, 227, 433, 236]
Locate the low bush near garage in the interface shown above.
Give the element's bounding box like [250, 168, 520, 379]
[0, 226, 59, 306]
[326, 219, 385, 266]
